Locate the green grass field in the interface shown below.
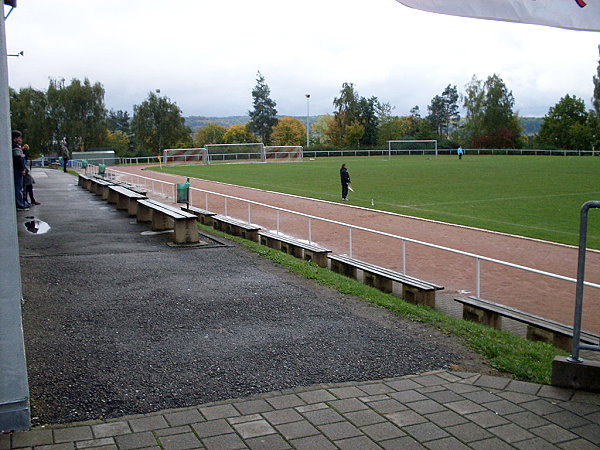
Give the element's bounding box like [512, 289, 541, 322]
[153, 155, 600, 249]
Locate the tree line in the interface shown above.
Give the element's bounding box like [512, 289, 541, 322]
[10, 51, 600, 158]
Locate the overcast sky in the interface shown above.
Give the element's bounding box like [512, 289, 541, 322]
[4, 0, 599, 118]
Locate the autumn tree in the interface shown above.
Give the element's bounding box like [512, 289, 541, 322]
[271, 117, 306, 146]
[247, 71, 278, 144]
[223, 124, 256, 144]
[195, 123, 227, 147]
[462, 74, 522, 148]
[131, 91, 192, 155]
[537, 95, 593, 150]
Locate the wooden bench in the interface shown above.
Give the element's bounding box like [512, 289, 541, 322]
[107, 185, 147, 216]
[328, 254, 444, 307]
[136, 199, 199, 244]
[181, 205, 217, 226]
[454, 296, 600, 351]
[258, 231, 331, 268]
[212, 214, 261, 242]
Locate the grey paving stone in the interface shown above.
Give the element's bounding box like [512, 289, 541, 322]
[75, 437, 116, 449]
[36, 443, 75, 450]
[497, 390, 539, 404]
[384, 379, 424, 392]
[436, 372, 464, 383]
[344, 409, 386, 427]
[503, 411, 550, 429]
[402, 422, 449, 442]
[266, 394, 305, 410]
[422, 436, 471, 449]
[468, 437, 515, 450]
[232, 399, 273, 416]
[275, 420, 319, 440]
[245, 433, 291, 450]
[232, 419, 276, 439]
[289, 434, 337, 450]
[163, 409, 204, 427]
[366, 399, 407, 414]
[506, 380, 541, 395]
[359, 394, 390, 403]
[228, 414, 262, 425]
[154, 426, 192, 437]
[262, 408, 303, 425]
[379, 435, 427, 449]
[334, 435, 381, 450]
[444, 382, 482, 395]
[387, 410, 428, 427]
[445, 399, 487, 415]
[474, 375, 511, 390]
[297, 389, 336, 404]
[545, 409, 591, 428]
[418, 386, 446, 394]
[318, 421, 362, 440]
[561, 400, 600, 416]
[488, 423, 535, 443]
[199, 404, 240, 420]
[530, 423, 578, 444]
[424, 410, 469, 427]
[128, 415, 169, 432]
[559, 437, 600, 449]
[114, 431, 157, 449]
[301, 408, 344, 425]
[446, 422, 493, 442]
[192, 419, 234, 438]
[388, 389, 428, 403]
[462, 390, 503, 404]
[511, 436, 559, 449]
[537, 385, 574, 401]
[11, 429, 53, 447]
[465, 410, 510, 428]
[356, 383, 396, 396]
[572, 423, 600, 444]
[406, 400, 447, 415]
[327, 398, 368, 413]
[571, 390, 600, 405]
[412, 374, 448, 387]
[360, 422, 405, 441]
[53, 426, 93, 443]
[481, 399, 525, 415]
[159, 432, 202, 450]
[201, 433, 245, 450]
[92, 422, 131, 438]
[328, 386, 366, 399]
[295, 403, 327, 413]
[423, 389, 464, 404]
[521, 399, 564, 415]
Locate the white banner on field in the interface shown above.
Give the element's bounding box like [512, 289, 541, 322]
[395, 0, 600, 32]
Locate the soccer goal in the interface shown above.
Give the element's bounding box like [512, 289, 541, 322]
[204, 143, 266, 164]
[387, 140, 438, 159]
[264, 146, 303, 162]
[163, 148, 209, 165]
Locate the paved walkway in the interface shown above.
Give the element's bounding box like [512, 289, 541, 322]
[3, 370, 600, 449]
[3, 169, 600, 449]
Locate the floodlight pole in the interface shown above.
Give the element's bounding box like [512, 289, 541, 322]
[305, 94, 310, 148]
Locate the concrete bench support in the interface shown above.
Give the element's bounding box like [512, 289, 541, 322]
[259, 231, 331, 268]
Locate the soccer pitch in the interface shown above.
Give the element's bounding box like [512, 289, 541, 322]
[154, 155, 600, 249]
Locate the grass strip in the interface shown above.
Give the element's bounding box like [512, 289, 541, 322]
[200, 224, 567, 385]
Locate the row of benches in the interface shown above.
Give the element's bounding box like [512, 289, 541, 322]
[79, 174, 200, 244]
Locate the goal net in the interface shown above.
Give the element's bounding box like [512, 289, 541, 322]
[163, 148, 208, 165]
[264, 146, 303, 163]
[204, 143, 265, 164]
[387, 140, 438, 158]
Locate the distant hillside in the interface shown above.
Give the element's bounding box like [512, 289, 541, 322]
[520, 117, 543, 136]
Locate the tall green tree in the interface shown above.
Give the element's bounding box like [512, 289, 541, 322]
[247, 71, 278, 144]
[107, 109, 131, 134]
[537, 95, 593, 150]
[427, 85, 460, 138]
[462, 74, 522, 148]
[131, 91, 192, 155]
[331, 83, 381, 147]
[46, 77, 108, 152]
[195, 122, 227, 147]
[9, 86, 52, 156]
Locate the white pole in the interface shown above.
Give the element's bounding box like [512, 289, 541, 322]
[305, 94, 310, 148]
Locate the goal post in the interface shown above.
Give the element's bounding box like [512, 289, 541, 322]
[387, 140, 438, 159]
[204, 143, 265, 164]
[264, 146, 303, 162]
[163, 148, 209, 165]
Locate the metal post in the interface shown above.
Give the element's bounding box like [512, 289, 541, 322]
[276, 210, 280, 234]
[402, 240, 406, 275]
[308, 218, 312, 244]
[305, 94, 310, 148]
[476, 258, 481, 298]
[247, 203, 251, 225]
[349, 227, 353, 258]
[0, 1, 31, 431]
[224, 197, 228, 217]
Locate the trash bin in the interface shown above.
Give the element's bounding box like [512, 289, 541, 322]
[177, 180, 190, 203]
[98, 163, 106, 177]
[81, 160, 88, 169]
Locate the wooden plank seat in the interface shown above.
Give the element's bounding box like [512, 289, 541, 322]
[136, 199, 199, 244]
[181, 205, 217, 226]
[328, 254, 444, 307]
[258, 230, 331, 268]
[212, 214, 261, 242]
[455, 296, 600, 351]
[107, 185, 147, 216]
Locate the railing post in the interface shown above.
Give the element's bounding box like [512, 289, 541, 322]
[476, 257, 481, 298]
[224, 197, 228, 217]
[276, 210, 280, 234]
[248, 203, 251, 224]
[308, 218, 312, 244]
[349, 227, 353, 258]
[402, 240, 406, 275]
[205, 192, 209, 210]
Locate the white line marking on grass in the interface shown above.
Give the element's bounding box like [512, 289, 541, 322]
[408, 191, 600, 208]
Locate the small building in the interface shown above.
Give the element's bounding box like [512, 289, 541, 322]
[72, 149, 117, 166]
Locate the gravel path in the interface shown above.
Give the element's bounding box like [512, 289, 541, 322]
[19, 170, 495, 426]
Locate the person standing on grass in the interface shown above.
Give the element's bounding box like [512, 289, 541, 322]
[457, 146, 464, 159]
[340, 163, 351, 201]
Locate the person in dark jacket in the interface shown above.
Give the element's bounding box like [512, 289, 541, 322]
[340, 163, 351, 201]
[12, 130, 29, 210]
[22, 144, 40, 205]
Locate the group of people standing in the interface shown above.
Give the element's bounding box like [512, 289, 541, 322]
[12, 130, 40, 211]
